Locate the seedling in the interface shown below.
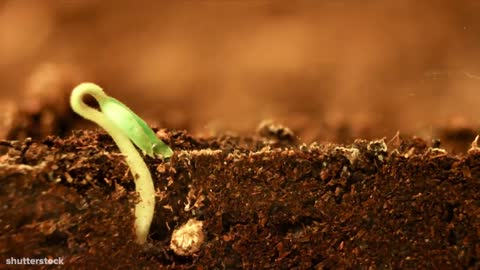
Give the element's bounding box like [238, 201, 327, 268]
[70, 82, 173, 244]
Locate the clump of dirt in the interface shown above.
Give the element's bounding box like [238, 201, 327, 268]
[1, 127, 479, 269]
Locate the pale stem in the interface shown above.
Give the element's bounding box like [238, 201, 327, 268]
[70, 83, 155, 244]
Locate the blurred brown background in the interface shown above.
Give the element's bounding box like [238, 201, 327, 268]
[1, 0, 480, 143]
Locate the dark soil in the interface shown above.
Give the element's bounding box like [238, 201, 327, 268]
[1, 125, 479, 269]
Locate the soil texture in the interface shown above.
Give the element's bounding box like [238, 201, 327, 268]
[1, 126, 479, 269]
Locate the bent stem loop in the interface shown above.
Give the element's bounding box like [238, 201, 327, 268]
[70, 83, 155, 244]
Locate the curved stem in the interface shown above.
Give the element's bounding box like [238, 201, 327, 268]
[70, 83, 155, 244]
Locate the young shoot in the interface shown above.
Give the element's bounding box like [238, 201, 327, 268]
[70, 82, 173, 244]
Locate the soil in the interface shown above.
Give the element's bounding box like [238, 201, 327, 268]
[1, 114, 479, 269]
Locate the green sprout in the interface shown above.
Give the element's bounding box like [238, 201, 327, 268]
[70, 82, 173, 244]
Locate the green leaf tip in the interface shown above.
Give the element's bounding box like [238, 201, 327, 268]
[100, 97, 173, 158]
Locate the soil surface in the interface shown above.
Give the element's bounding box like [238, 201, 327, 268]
[1, 124, 479, 269]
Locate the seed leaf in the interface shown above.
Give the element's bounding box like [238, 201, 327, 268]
[99, 97, 173, 158]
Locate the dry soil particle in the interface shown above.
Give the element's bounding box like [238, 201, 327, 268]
[0, 130, 479, 269]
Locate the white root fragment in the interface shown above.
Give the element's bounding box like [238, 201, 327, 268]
[468, 135, 479, 154]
